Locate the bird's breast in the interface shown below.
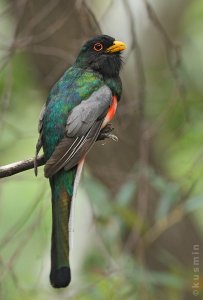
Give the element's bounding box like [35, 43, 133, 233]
[102, 96, 117, 128]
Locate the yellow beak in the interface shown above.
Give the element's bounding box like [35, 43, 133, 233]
[106, 40, 126, 53]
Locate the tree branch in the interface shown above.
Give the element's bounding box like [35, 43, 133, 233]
[0, 125, 117, 179]
[144, 0, 188, 119]
[0, 155, 45, 178]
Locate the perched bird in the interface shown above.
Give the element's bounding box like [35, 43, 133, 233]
[34, 35, 126, 288]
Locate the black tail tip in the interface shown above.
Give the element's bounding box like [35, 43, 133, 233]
[50, 267, 71, 288]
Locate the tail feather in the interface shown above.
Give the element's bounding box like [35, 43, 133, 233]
[49, 170, 75, 288]
[49, 161, 84, 288]
[68, 159, 85, 249]
[50, 267, 71, 288]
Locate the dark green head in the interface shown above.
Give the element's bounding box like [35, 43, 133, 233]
[75, 35, 126, 78]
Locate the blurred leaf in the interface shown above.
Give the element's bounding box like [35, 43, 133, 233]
[115, 206, 147, 231]
[115, 181, 136, 207]
[155, 183, 180, 219]
[84, 172, 112, 217]
[149, 169, 180, 219]
[184, 195, 203, 213]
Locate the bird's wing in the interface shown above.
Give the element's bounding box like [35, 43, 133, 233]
[44, 85, 112, 178]
[34, 104, 46, 175]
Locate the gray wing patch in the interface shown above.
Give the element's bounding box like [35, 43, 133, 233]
[44, 120, 103, 178]
[66, 85, 112, 137]
[44, 85, 112, 177]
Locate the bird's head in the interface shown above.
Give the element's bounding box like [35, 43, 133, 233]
[75, 35, 126, 78]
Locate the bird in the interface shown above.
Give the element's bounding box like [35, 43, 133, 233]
[34, 35, 126, 288]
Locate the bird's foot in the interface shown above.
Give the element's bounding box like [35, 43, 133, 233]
[101, 132, 118, 142]
[108, 133, 118, 142]
[97, 124, 118, 142]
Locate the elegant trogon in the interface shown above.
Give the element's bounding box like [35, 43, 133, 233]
[34, 35, 126, 288]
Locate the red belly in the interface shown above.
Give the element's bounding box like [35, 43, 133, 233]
[102, 96, 117, 128]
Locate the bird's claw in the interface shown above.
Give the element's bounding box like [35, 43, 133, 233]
[107, 133, 118, 142]
[98, 132, 118, 142]
[97, 124, 118, 142]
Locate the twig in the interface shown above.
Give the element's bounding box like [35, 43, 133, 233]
[144, 0, 188, 119]
[0, 155, 45, 178]
[123, 0, 149, 251]
[143, 205, 184, 246]
[0, 126, 117, 179]
[19, 0, 60, 37]
[0, 187, 45, 249]
[82, 1, 102, 36]
[0, 63, 13, 130]
[143, 179, 197, 246]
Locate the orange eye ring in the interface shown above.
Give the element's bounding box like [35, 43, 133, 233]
[93, 42, 103, 52]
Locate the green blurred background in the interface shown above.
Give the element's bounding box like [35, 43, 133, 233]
[0, 0, 203, 299]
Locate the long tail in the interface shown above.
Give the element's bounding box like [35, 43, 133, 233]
[49, 168, 75, 288]
[49, 160, 84, 288]
[69, 159, 85, 249]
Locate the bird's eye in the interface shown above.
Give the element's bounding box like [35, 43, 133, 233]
[93, 42, 103, 52]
